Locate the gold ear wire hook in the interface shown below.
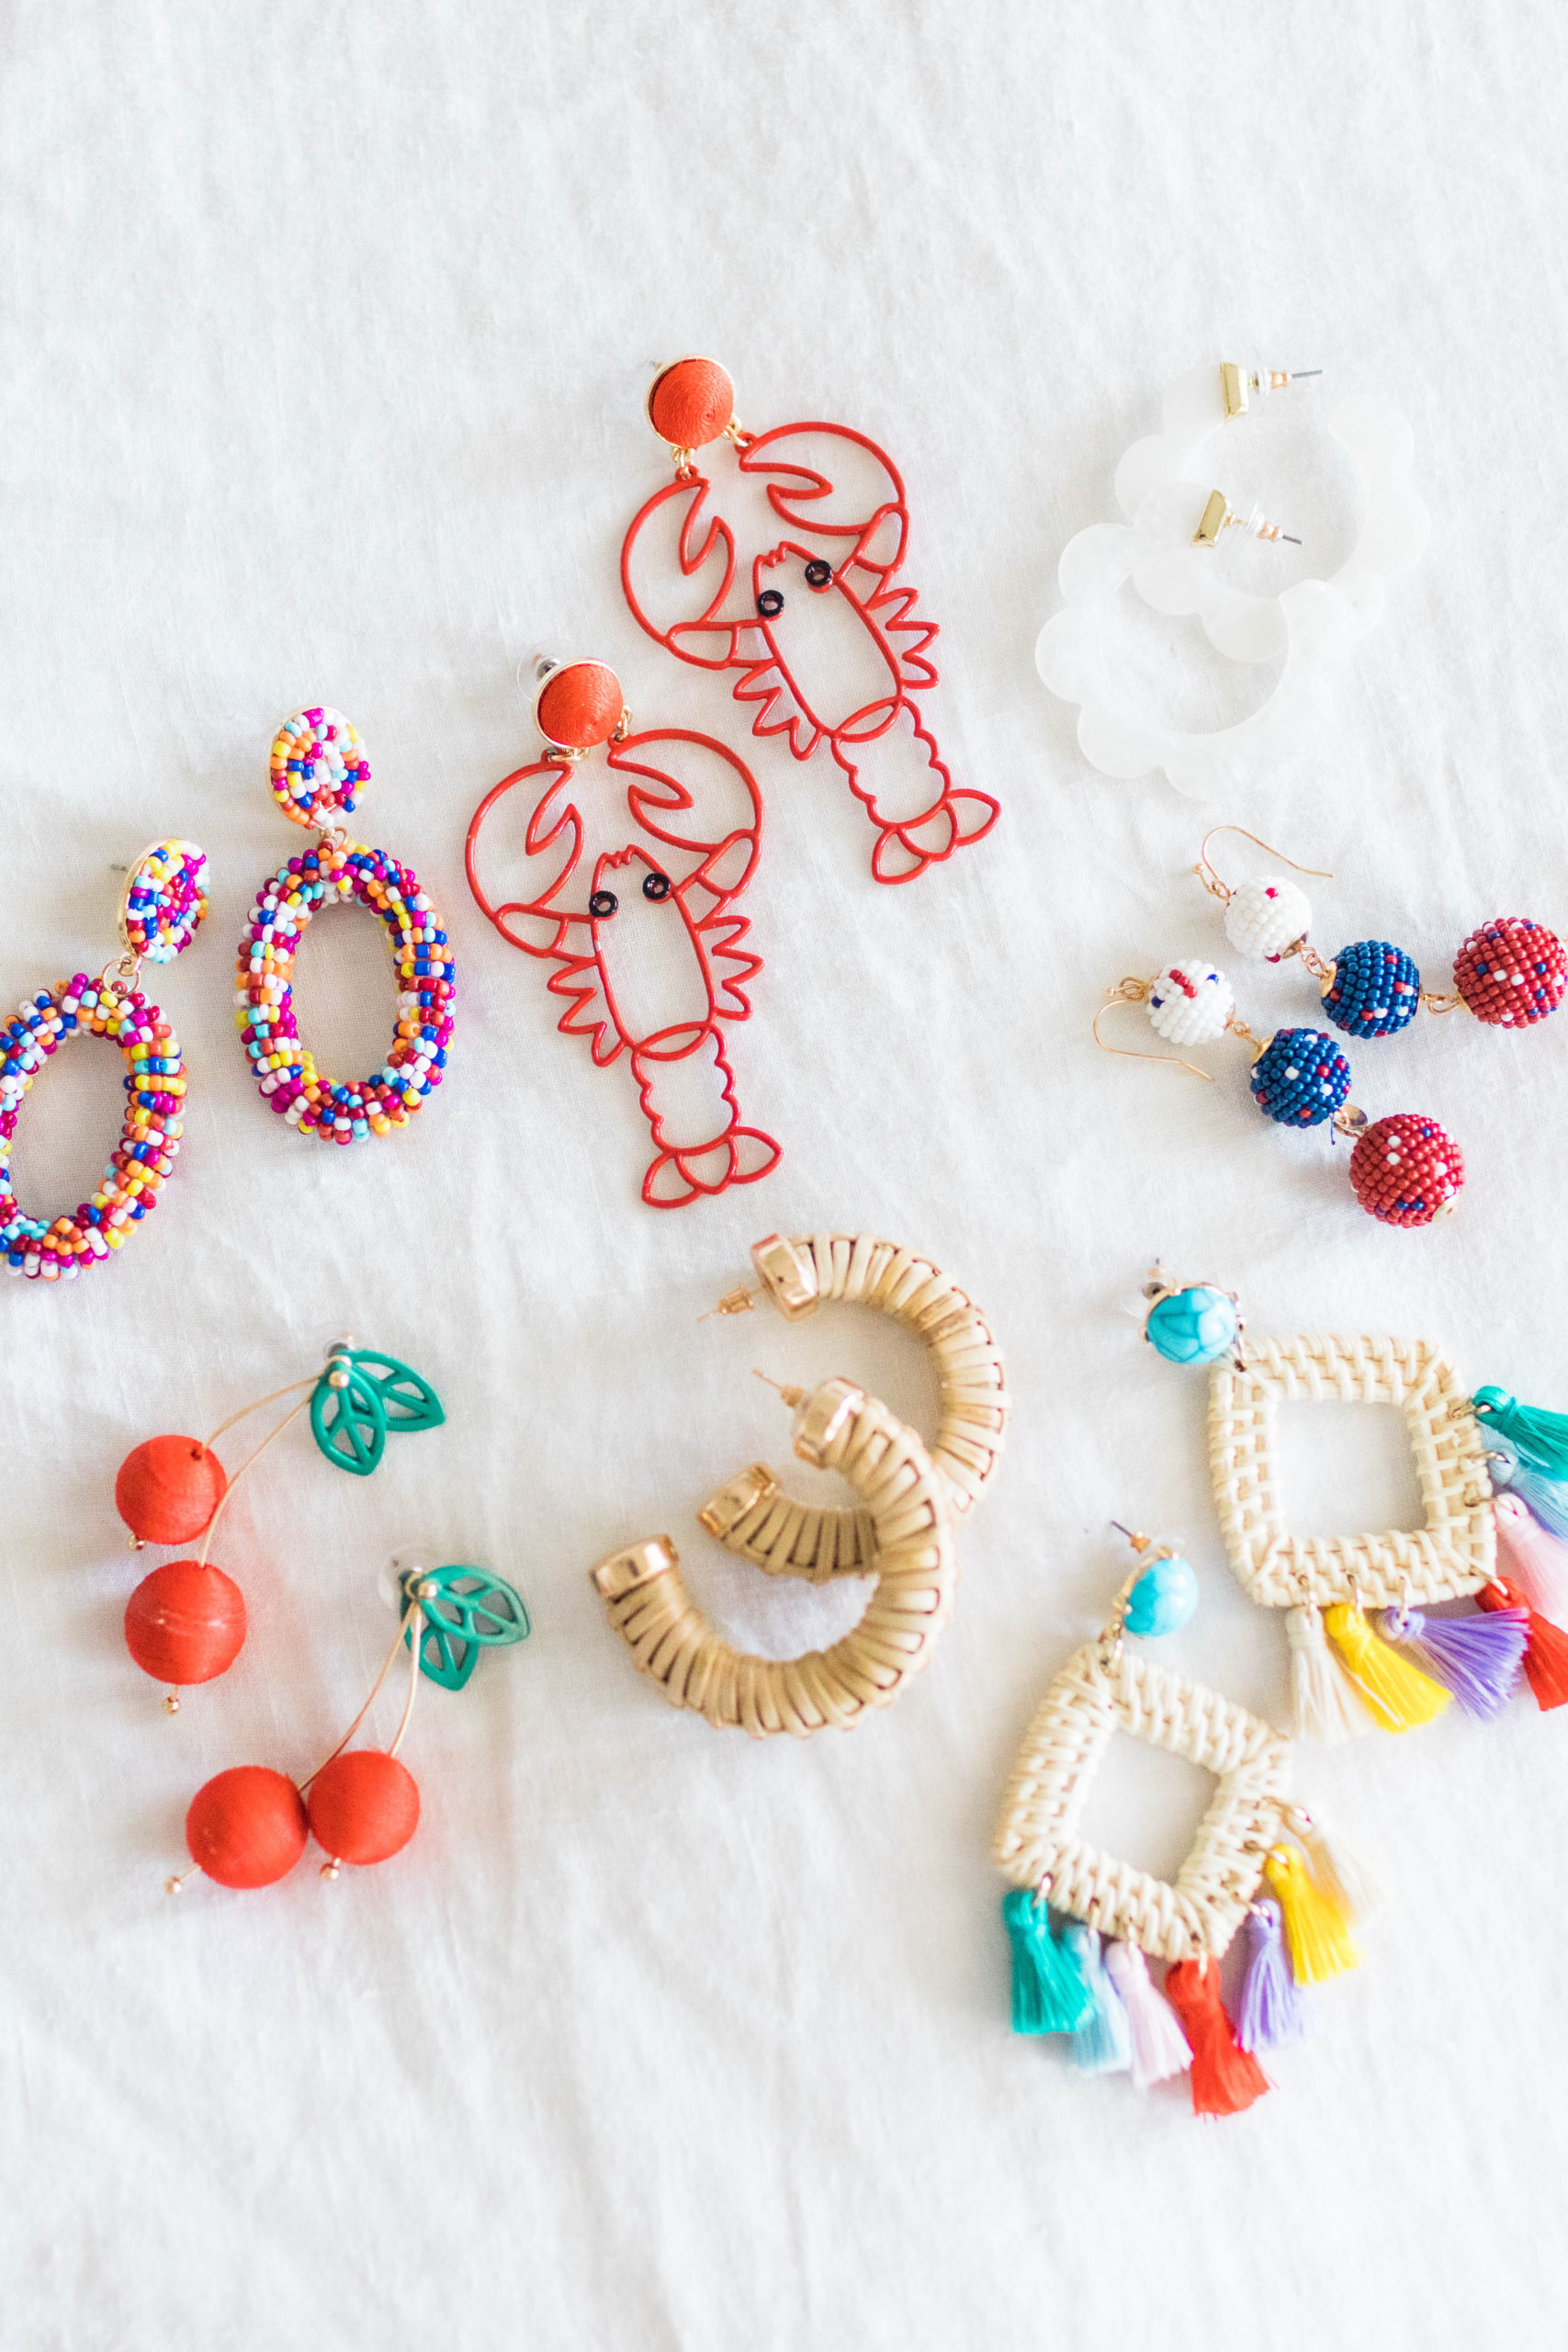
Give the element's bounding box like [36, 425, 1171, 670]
[1093, 981, 1214, 1085]
[1193, 825, 1334, 902]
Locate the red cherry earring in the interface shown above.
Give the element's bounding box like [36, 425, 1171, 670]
[114, 1337, 446, 1710]
[169, 1553, 530, 1894]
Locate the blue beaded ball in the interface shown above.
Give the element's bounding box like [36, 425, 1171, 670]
[1124, 1552, 1200, 1637]
[1145, 1285, 1237, 1365]
[1249, 1028, 1352, 1125]
[1323, 939, 1421, 1039]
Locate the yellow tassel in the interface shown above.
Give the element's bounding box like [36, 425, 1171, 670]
[1263, 1844, 1360, 1985]
[1323, 1602, 1450, 1732]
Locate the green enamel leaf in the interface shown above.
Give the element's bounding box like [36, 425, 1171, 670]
[310, 1366, 388, 1476]
[349, 1351, 446, 1436]
[402, 1565, 531, 1690]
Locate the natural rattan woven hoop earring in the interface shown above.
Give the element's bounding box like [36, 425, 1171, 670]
[701, 1232, 1008, 1578]
[590, 1374, 956, 1737]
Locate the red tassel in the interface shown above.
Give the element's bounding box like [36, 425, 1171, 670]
[1480, 1577, 1568, 1711]
[1164, 1957, 1271, 2117]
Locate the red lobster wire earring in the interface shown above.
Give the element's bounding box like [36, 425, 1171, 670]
[620, 356, 999, 884]
[4, 840, 207, 1283]
[466, 655, 780, 1209]
[237, 709, 455, 1142]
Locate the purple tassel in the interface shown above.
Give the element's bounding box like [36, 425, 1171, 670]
[1236, 1900, 1309, 2052]
[1380, 1603, 1528, 1721]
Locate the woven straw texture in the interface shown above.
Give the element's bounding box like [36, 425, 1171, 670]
[992, 1640, 1290, 1962]
[592, 1384, 956, 1736]
[716, 1232, 1007, 1580]
[1208, 1334, 1496, 1609]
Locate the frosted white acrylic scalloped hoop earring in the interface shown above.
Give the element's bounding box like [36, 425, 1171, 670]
[1034, 513, 1356, 799]
[1113, 361, 1429, 662]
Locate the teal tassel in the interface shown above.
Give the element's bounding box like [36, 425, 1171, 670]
[1474, 1387, 1568, 1482]
[1001, 1891, 1095, 2035]
[1063, 1923, 1133, 2075]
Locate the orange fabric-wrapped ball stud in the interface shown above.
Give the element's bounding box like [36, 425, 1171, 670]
[306, 1750, 421, 1868]
[116, 1436, 227, 1546]
[125, 1560, 247, 1687]
[185, 1765, 308, 1889]
[536, 661, 625, 752]
[647, 356, 735, 450]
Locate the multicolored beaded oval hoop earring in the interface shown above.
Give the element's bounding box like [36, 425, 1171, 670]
[236, 709, 455, 1144]
[3, 839, 207, 1283]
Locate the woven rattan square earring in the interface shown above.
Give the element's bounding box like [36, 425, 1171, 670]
[1140, 1271, 1568, 1735]
[621, 356, 999, 883]
[991, 1523, 1365, 2117]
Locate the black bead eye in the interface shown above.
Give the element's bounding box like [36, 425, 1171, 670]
[804, 559, 832, 589]
[589, 889, 618, 919]
[642, 872, 671, 902]
[756, 588, 784, 618]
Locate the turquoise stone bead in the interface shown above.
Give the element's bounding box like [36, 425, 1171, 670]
[1124, 1553, 1200, 1637]
[1145, 1285, 1237, 1366]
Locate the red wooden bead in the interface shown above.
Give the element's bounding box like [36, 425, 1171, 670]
[535, 660, 625, 752]
[1453, 917, 1568, 1026]
[186, 1766, 307, 1889]
[647, 356, 735, 450]
[306, 1750, 421, 1867]
[124, 1560, 246, 1686]
[115, 1435, 227, 1545]
[1349, 1112, 1465, 1227]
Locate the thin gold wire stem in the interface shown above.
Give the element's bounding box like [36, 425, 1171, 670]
[204, 1374, 318, 1450]
[299, 1603, 418, 1792]
[388, 1606, 424, 1760]
[197, 1395, 314, 1568]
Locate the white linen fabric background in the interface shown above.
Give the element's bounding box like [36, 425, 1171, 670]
[4, 4, 1567, 2346]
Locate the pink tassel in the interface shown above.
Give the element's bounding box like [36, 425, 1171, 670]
[1494, 1493, 1568, 1623]
[1102, 1940, 1191, 2091]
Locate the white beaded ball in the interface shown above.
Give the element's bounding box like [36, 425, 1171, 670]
[1224, 876, 1313, 961]
[1146, 960, 1235, 1045]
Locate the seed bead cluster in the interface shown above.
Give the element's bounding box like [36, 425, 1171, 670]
[1324, 939, 1422, 1039]
[1146, 961, 1235, 1046]
[269, 708, 370, 828]
[234, 842, 454, 1142]
[1, 978, 185, 1280]
[1348, 1112, 1465, 1228]
[1453, 917, 1568, 1027]
[1223, 876, 1314, 963]
[122, 840, 209, 965]
[1248, 1027, 1352, 1126]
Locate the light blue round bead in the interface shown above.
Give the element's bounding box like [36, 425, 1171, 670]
[1124, 1553, 1200, 1637]
[1145, 1285, 1238, 1366]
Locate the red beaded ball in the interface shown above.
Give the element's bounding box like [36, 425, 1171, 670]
[646, 356, 735, 449]
[306, 1749, 421, 1867]
[1453, 917, 1568, 1026]
[124, 1560, 246, 1687]
[186, 1766, 308, 1889]
[535, 661, 624, 753]
[1349, 1113, 1465, 1227]
[115, 1436, 227, 1546]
